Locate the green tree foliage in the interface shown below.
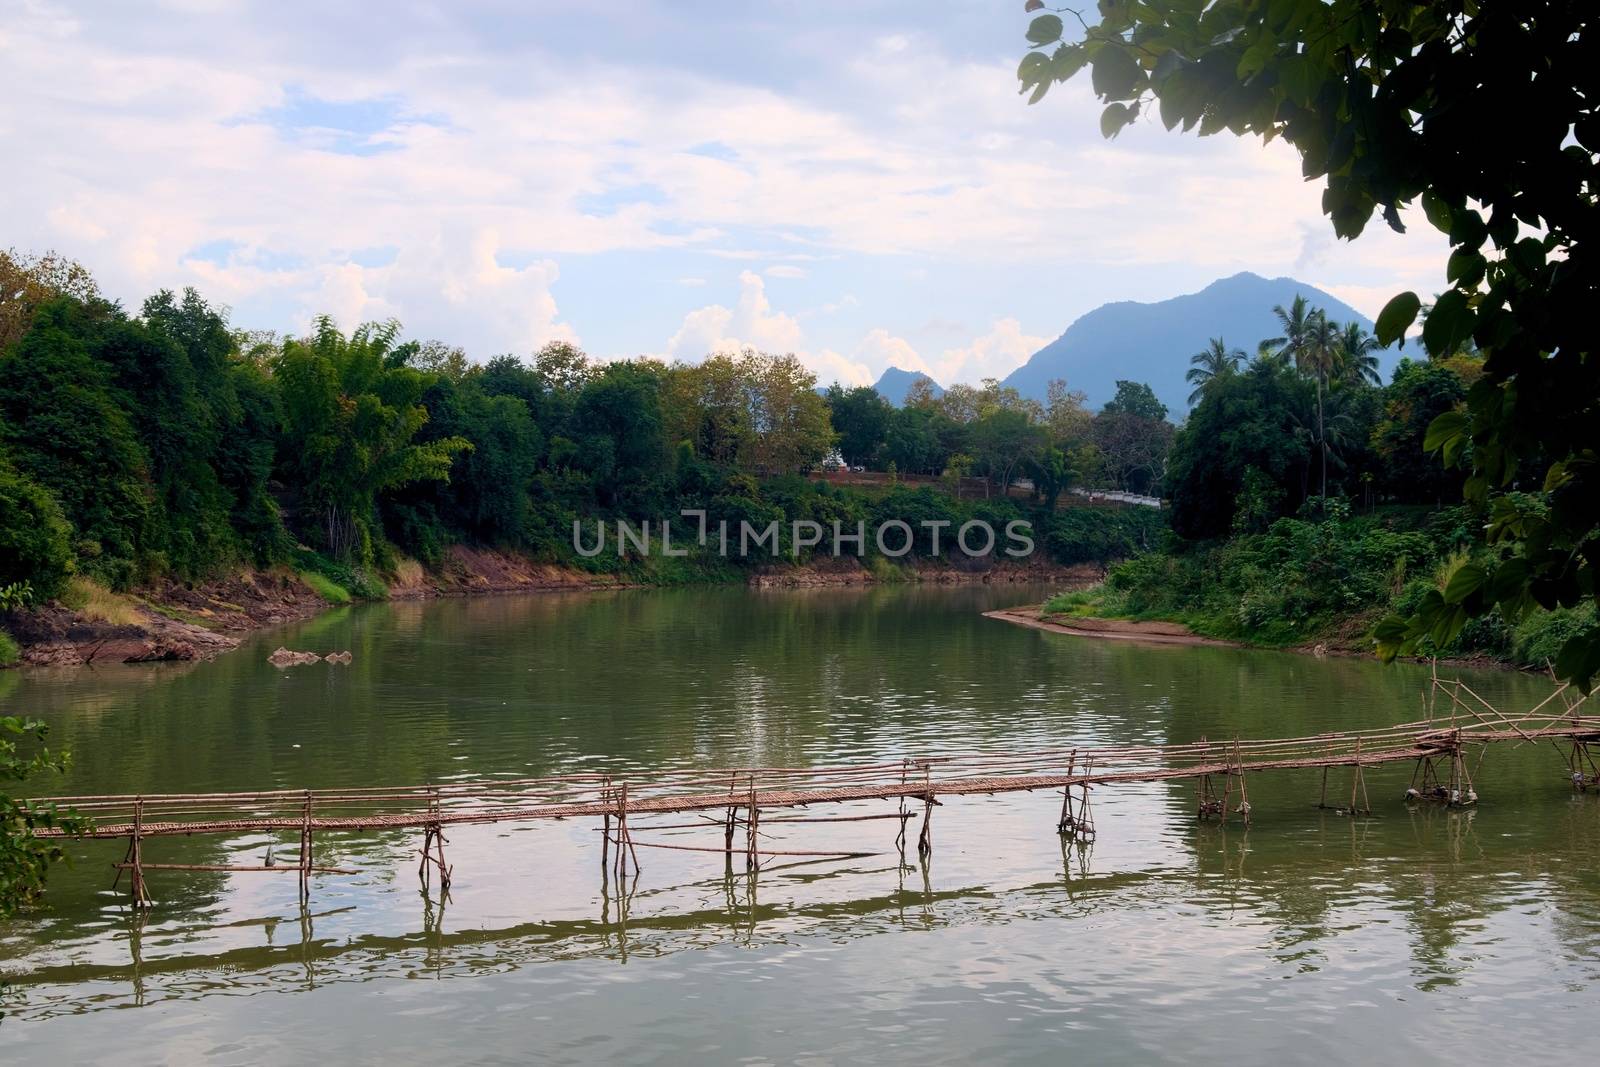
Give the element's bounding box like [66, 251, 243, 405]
[0, 458, 74, 600]
[1371, 357, 1472, 505]
[1186, 337, 1246, 405]
[0, 717, 80, 916]
[1017, 1, 1600, 685]
[0, 258, 1169, 601]
[572, 360, 670, 509]
[1101, 379, 1168, 422]
[882, 404, 952, 476]
[274, 318, 471, 565]
[824, 384, 893, 467]
[0, 299, 154, 587]
[667, 349, 834, 476]
[1166, 359, 1314, 539]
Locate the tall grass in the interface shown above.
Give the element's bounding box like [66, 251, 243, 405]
[60, 577, 144, 626]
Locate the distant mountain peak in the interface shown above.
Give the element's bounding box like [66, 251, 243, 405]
[873, 366, 943, 406]
[1002, 273, 1381, 414]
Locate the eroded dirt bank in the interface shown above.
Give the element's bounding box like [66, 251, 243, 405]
[3, 549, 1105, 668]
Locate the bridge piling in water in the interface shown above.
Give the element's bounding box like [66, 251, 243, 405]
[44, 678, 1600, 909]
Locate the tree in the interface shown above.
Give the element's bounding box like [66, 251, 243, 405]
[1044, 378, 1093, 445]
[883, 405, 949, 475]
[1091, 409, 1174, 496]
[1024, 445, 1076, 509]
[1265, 295, 1315, 367]
[1101, 379, 1168, 422]
[1186, 337, 1246, 405]
[664, 353, 756, 467]
[1016, 1, 1600, 685]
[409, 340, 471, 381]
[903, 376, 942, 410]
[1301, 311, 1342, 499]
[1371, 357, 1470, 505]
[824, 384, 893, 467]
[274, 318, 470, 563]
[573, 360, 670, 508]
[1338, 323, 1383, 387]
[740, 350, 834, 475]
[0, 299, 154, 587]
[0, 248, 100, 353]
[971, 406, 1045, 497]
[1165, 361, 1313, 538]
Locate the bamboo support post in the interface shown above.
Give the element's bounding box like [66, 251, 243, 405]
[129, 796, 150, 908]
[299, 789, 313, 902]
[745, 778, 759, 871]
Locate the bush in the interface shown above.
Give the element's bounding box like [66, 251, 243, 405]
[1080, 508, 1475, 648]
[1512, 605, 1597, 669]
[297, 570, 352, 605]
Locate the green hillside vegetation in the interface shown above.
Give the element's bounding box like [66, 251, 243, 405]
[0, 249, 1162, 650]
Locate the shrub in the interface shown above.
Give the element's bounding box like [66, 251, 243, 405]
[297, 570, 352, 605]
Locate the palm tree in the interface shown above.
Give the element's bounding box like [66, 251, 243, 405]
[1300, 310, 1342, 499]
[1265, 294, 1314, 365]
[1185, 337, 1246, 405]
[1337, 322, 1382, 386]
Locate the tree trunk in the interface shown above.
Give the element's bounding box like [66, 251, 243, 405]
[1316, 374, 1327, 500]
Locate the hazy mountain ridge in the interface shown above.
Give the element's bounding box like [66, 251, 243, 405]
[1000, 271, 1383, 414]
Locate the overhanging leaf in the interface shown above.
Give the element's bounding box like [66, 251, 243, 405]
[1374, 290, 1420, 346]
[1090, 45, 1142, 101]
[1027, 14, 1064, 46]
[1443, 562, 1486, 604]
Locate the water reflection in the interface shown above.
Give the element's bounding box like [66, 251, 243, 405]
[1, 585, 1597, 1061]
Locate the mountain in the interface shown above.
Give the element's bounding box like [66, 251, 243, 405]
[1001, 272, 1385, 416]
[873, 366, 944, 406]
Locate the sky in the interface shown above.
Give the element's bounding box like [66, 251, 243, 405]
[2, 0, 1448, 388]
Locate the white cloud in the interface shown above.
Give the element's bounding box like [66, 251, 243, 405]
[935, 318, 1049, 384]
[809, 348, 876, 388]
[667, 270, 803, 358]
[853, 328, 928, 377]
[663, 274, 873, 387]
[0, 3, 1446, 360]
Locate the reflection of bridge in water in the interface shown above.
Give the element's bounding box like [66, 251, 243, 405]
[36, 673, 1600, 907]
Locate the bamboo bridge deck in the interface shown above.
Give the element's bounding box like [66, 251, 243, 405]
[31, 674, 1600, 906]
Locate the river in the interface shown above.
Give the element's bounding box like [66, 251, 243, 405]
[2, 585, 1596, 1063]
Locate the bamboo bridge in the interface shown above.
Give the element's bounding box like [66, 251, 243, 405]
[33, 673, 1600, 907]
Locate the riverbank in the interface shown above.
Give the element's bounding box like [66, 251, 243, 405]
[0, 548, 1103, 668]
[990, 596, 1520, 672]
[983, 606, 1238, 648]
